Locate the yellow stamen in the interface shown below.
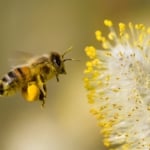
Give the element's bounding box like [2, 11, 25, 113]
[104, 19, 113, 27]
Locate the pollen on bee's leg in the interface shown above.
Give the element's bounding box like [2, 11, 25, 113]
[22, 82, 40, 102]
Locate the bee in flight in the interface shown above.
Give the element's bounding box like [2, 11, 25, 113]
[0, 48, 74, 107]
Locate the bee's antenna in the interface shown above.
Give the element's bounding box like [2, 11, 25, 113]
[62, 46, 79, 62]
[62, 46, 73, 58]
[63, 58, 79, 62]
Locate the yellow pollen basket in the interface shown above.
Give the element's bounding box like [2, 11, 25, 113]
[22, 82, 40, 102]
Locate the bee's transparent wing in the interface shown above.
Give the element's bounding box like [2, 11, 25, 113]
[8, 51, 35, 67]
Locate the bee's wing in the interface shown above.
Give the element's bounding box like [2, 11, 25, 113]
[8, 51, 35, 67]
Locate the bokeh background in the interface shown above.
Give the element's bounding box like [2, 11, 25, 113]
[0, 0, 149, 150]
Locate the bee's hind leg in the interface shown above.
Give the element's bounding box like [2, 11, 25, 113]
[39, 83, 47, 108]
[40, 98, 45, 108]
[56, 74, 59, 82]
[39, 90, 46, 108]
[36, 75, 47, 108]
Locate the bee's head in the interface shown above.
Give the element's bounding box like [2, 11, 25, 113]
[50, 52, 66, 74]
[50, 47, 77, 76]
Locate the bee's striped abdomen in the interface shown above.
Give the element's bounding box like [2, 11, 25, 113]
[0, 70, 18, 96]
[2, 71, 17, 83]
[0, 66, 31, 96]
[0, 82, 4, 95]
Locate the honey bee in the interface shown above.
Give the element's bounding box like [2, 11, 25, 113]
[0, 48, 74, 107]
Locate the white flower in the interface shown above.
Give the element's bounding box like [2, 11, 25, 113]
[84, 20, 150, 149]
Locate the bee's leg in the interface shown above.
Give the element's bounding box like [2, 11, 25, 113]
[56, 74, 59, 82]
[36, 75, 47, 107]
[39, 92, 45, 108]
[39, 84, 47, 108]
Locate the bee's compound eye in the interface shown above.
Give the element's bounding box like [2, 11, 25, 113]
[51, 52, 62, 67]
[22, 83, 40, 102]
[54, 56, 61, 66]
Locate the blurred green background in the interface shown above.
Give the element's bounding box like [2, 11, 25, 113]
[0, 0, 149, 150]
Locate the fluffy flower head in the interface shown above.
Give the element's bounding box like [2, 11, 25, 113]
[84, 20, 150, 149]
